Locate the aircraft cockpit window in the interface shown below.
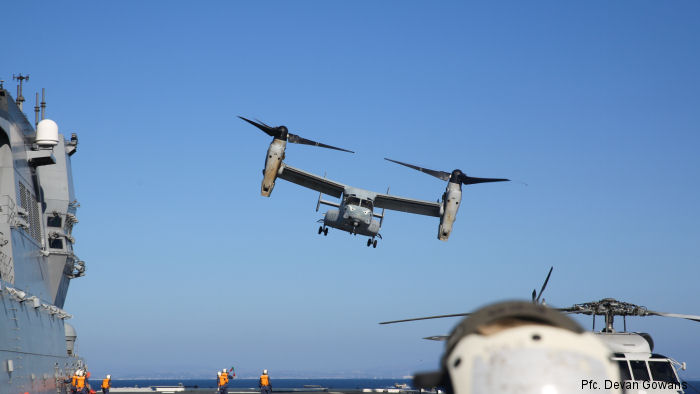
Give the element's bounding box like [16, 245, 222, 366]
[360, 200, 373, 209]
[47, 215, 62, 228]
[630, 360, 650, 381]
[345, 197, 361, 206]
[648, 360, 679, 383]
[616, 361, 632, 381]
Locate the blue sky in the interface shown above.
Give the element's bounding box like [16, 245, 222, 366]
[3, 0, 699, 379]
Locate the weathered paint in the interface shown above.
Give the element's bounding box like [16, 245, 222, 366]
[438, 182, 462, 241]
[261, 139, 286, 197]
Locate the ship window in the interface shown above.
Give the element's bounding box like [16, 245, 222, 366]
[360, 199, 373, 209]
[49, 238, 63, 249]
[617, 361, 632, 381]
[630, 360, 650, 381]
[649, 361, 679, 383]
[47, 216, 62, 227]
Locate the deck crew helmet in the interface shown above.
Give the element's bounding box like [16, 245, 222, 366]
[413, 301, 622, 394]
[263, 369, 268, 375]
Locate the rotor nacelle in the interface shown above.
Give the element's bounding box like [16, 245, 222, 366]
[239, 116, 353, 197]
[261, 138, 286, 196]
[383, 158, 509, 241]
[438, 181, 462, 241]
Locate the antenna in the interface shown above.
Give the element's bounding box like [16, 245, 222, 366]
[0, 79, 4, 89]
[34, 92, 40, 127]
[12, 74, 29, 111]
[41, 88, 46, 120]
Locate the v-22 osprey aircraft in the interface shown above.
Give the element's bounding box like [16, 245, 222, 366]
[240, 116, 509, 246]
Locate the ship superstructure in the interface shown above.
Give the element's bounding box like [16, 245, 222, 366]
[0, 77, 85, 394]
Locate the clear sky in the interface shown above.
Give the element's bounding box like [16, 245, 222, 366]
[2, 0, 699, 379]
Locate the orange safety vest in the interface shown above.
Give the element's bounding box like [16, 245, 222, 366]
[71, 375, 78, 387]
[218, 374, 229, 386]
[260, 375, 270, 386]
[102, 378, 111, 389]
[76, 376, 86, 389]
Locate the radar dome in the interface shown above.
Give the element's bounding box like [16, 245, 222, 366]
[36, 119, 59, 146]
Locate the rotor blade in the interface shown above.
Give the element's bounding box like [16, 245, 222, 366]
[384, 158, 451, 181]
[238, 116, 277, 137]
[459, 174, 510, 185]
[379, 312, 470, 325]
[647, 311, 700, 323]
[535, 267, 553, 303]
[556, 307, 587, 314]
[423, 335, 449, 341]
[287, 133, 354, 153]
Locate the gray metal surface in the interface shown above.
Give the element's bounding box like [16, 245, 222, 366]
[278, 164, 441, 246]
[0, 87, 84, 394]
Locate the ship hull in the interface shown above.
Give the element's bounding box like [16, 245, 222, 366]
[0, 292, 81, 394]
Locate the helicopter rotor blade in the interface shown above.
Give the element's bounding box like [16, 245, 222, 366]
[554, 306, 584, 314]
[384, 158, 451, 181]
[238, 116, 278, 138]
[647, 311, 700, 323]
[287, 133, 354, 153]
[379, 312, 470, 325]
[535, 266, 554, 303]
[423, 335, 449, 341]
[458, 174, 511, 185]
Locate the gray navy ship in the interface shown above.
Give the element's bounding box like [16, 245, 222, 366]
[0, 77, 85, 394]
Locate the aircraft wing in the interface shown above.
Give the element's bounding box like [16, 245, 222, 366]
[278, 164, 345, 198]
[374, 193, 441, 217]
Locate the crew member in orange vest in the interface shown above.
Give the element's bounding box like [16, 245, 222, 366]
[101, 374, 112, 394]
[259, 369, 271, 394]
[65, 369, 80, 394]
[74, 369, 88, 394]
[218, 369, 232, 394]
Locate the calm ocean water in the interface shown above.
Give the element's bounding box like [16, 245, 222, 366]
[91, 379, 413, 389]
[90, 378, 700, 391]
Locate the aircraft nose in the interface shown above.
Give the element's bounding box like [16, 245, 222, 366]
[344, 206, 370, 224]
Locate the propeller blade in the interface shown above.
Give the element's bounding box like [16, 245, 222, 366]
[287, 133, 354, 153]
[458, 174, 510, 185]
[384, 158, 451, 181]
[647, 311, 700, 323]
[535, 267, 554, 303]
[238, 116, 278, 137]
[379, 312, 470, 325]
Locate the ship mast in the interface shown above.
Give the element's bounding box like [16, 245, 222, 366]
[13, 74, 29, 111]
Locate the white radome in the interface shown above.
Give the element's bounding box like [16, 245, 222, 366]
[36, 119, 59, 146]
